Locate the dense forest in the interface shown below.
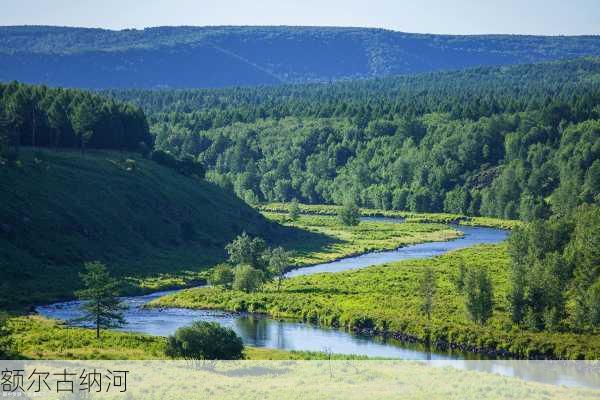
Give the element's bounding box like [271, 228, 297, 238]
[1, 26, 600, 88]
[0, 81, 151, 154]
[108, 58, 600, 221]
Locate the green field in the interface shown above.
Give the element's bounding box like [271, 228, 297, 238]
[152, 242, 600, 360]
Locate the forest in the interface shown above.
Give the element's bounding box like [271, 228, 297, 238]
[107, 58, 600, 221]
[0, 81, 151, 154]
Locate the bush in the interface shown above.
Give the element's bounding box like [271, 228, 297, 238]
[338, 201, 360, 226]
[210, 264, 234, 288]
[151, 150, 205, 178]
[165, 321, 244, 361]
[233, 264, 264, 293]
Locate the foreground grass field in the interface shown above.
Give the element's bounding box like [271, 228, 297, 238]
[152, 243, 600, 360]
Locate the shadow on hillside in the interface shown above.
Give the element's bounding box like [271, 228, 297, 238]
[268, 222, 343, 258]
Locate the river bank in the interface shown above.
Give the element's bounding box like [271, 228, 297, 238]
[151, 242, 600, 360]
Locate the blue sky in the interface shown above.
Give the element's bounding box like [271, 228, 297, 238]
[1, 0, 598, 35]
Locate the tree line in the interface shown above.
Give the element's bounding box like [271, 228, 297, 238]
[0, 81, 152, 158]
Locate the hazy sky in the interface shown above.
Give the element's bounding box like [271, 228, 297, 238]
[1, 0, 598, 35]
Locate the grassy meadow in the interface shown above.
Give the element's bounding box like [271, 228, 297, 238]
[152, 242, 600, 360]
[259, 203, 521, 230]
[267, 212, 461, 267]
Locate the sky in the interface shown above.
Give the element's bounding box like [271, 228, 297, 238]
[0, 0, 598, 36]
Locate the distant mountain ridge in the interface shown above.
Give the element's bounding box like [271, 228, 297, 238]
[1, 25, 600, 88]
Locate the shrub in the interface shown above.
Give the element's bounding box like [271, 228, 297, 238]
[233, 265, 264, 293]
[210, 264, 234, 288]
[151, 150, 205, 178]
[165, 321, 244, 361]
[338, 201, 360, 226]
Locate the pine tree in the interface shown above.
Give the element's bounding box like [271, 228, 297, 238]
[75, 261, 126, 338]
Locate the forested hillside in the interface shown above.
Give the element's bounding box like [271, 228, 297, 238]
[1, 26, 600, 88]
[113, 58, 600, 220]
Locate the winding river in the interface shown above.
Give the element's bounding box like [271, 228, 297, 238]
[35, 218, 600, 388]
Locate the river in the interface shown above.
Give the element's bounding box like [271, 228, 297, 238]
[34, 218, 600, 388]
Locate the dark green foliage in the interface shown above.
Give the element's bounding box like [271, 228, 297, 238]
[565, 205, 600, 328]
[0, 81, 151, 152]
[419, 266, 436, 320]
[75, 261, 126, 339]
[225, 232, 268, 270]
[150, 150, 205, 178]
[232, 265, 264, 293]
[464, 268, 494, 325]
[508, 205, 600, 330]
[453, 262, 467, 292]
[338, 201, 360, 226]
[2, 26, 600, 88]
[0, 149, 281, 310]
[267, 247, 292, 291]
[122, 58, 600, 220]
[209, 264, 234, 289]
[165, 321, 244, 361]
[0, 312, 11, 358]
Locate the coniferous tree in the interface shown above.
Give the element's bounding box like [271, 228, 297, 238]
[75, 261, 126, 339]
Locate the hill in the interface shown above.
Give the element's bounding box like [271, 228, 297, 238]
[1, 26, 600, 88]
[0, 149, 284, 310]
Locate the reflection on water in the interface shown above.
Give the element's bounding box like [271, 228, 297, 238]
[37, 294, 464, 361]
[36, 218, 600, 388]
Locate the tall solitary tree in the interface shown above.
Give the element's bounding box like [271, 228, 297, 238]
[268, 247, 292, 291]
[464, 267, 494, 324]
[419, 266, 437, 320]
[75, 261, 126, 338]
[225, 232, 267, 270]
[289, 199, 301, 221]
[338, 200, 360, 226]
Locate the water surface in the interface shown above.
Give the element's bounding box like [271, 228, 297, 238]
[37, 219, 599, 387]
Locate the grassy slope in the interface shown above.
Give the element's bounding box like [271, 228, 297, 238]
[153, 242, 600, 360]
[0, 149, 285, 310]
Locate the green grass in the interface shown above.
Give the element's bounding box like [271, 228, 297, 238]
[259, 203, 520, 230]
[152, 243, 600, 360]
[0, 149, 287, 311]
[7, 316, 368, 360]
